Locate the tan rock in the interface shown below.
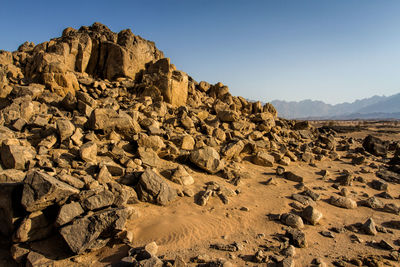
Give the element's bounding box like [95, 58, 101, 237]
[143, 58, 188, 106]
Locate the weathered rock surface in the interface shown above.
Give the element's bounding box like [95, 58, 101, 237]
[362, 135, 388, 156]
[21, 171, 80, 212]
[190, 146, 224, 174]
[136, 169, 177, 206]
[302, 206, 323, 225]
[59, 207, 131, 254]
[329, 196, 357, 209]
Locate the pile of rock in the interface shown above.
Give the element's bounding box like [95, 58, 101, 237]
[0, 23, 351, 265]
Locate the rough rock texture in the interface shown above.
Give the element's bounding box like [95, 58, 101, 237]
[21, 171, 80, 212]
[142, 58, 189, 106]
[190, 147, 225, 174]
[362, 135, 388, 156]
[59, 207, 131, 254]
[24, 23, 164, 95]
[136, 169, 177, 206]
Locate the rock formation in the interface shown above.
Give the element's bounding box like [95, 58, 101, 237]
[0, 22, 399, 266]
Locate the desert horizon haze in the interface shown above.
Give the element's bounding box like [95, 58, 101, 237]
[1, 0, 400, 104]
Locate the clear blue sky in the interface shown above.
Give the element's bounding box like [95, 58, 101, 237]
[1, 0, 400, 104]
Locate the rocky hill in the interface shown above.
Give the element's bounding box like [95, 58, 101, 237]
[271, 94, 400, 120]
[0, 23, 400, 266]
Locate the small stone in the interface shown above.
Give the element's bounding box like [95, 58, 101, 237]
[240, 206, 250, 212]
[145, 241, 158, 256]
[281, 213, 304, 229]
[370, 180, 388, 191]
[283, 171, 304, 183]
[281, 245, 296, 257]
[320, 231, 335, 238]
[55, 202, 85, 226]
[362, 218, 377, 235]
[285, 228, 307, 248]
[329, 196, 357, 209]
[171, 165, 194, 186]
[378, 239, 394, 250]
[252, 151, 274, 167]
[278, 257, 295, 267]
[80, 141, 98, 163]
[276, 166, 285, 176]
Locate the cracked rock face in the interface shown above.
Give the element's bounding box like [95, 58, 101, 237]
[59, 207, 131, 254]
[21, 171, 80, 212]
[135, 169, 177, 206]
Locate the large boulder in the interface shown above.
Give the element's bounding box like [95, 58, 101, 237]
[59, 207, 132, 254]
[142, 58, 188, 106]
[190, 146, 225, 174]
[136, 169, 177, 206]
[21, 171, 80, 212]
[362, 135, 389, 157]
[1, 144, 36, 170]
[88, 108, 141, 136]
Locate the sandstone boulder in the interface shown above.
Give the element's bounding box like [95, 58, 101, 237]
[190, 146, 224, 174]
[21, 171, 80, 212]
[59, 207, 131, 254]
[1, 144, 36, 170]
[88, 108, 141, 136]
[362, 135, 389, 157]
[136, 169, 177, 206]
[55, 202, 85, 226]
[142, 58, 188, 106]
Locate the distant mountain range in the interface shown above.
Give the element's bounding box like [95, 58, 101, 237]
[270, 93, 400, 120]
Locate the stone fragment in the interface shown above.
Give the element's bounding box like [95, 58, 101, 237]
[88, 108, 140, 136]
[21, 171, 79, 212]
[82, 189, 115, 210]
[363, 135, 388, 156]
[80, 141, 97, 163]
[181, 135, 195, 150]
[55, 202, 85, 226]
[59, 207, 131, 254]
[222, 140, 244, 160]
[285, 228, 307, 248]
[13, 211, 52, 243]
[190, 146, 224, 174]
[56, 118, 75, 142]
[283, 172, 304, 183]
[136, 169, 177, 206]
[329, 196, 357, 209]
[171, 165, 194, 186]
[1, 144, 36, 170]
[362, 218, 377, 236]
[302, 205, 323, 225]
[217, 110, 240, 122]
[252, 151, 274, 167]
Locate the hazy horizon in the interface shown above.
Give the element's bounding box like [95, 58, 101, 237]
[1, 0, 400, 105]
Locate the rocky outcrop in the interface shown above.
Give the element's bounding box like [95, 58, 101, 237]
[23, 23, 164, 96]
